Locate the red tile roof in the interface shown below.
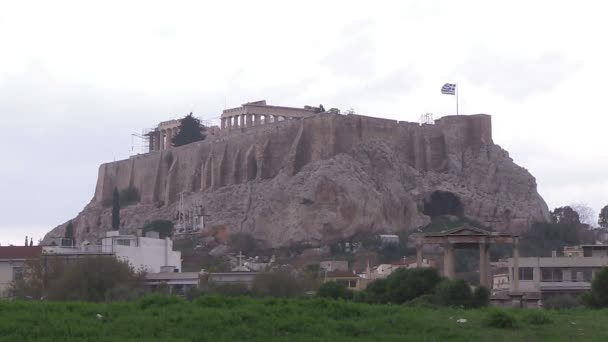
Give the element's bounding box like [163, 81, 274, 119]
[326, 270, 358, 278]
[0, 246, 42, 259]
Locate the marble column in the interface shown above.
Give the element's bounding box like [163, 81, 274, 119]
[479, 242, 489, 288]
[221, 118, 226, 130]
[227, 116, 233, 130]
[246, 114, 253, 127]
[166, 128, 172, 149]
[443, 243, 455, 279]
[254, 114, 261, 126]
[241, 114, 247, 127]
[160, 130, 165, 150]
[264, 114, 270, 124]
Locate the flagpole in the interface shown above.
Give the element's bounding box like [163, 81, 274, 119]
[456, 84, 459, 115]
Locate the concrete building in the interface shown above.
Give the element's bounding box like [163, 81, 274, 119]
[0, 246, 43, 295]
[144, 266, 200, 295]
[324, 270, 368, 291]
[44, 231, 182, 273]
[220, 100, 316, 130]
[202, 271, 258, 289]
[506, 244, 608, 297]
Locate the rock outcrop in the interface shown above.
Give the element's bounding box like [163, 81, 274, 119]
[44, 113, 550, 248]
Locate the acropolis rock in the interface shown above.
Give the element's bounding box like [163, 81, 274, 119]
[44, 102, 550, 248]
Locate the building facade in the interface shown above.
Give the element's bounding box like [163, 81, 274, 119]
[0, 246, 43, 295]
[507, 245, 608, 297]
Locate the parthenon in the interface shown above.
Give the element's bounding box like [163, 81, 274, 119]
[220, 100, 316, 130]
[146, 100, 317, 152]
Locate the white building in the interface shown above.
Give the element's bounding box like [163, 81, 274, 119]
[45, 231, 182, 273]
[506, 244, 608, 296]
[0, 246, 43, 296]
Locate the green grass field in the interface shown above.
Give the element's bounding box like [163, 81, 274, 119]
[1, 296, 607, 341]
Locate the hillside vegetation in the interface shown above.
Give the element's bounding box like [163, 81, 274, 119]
[1, 296, 608, 341]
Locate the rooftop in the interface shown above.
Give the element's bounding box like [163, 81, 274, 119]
[0, 246, 43, 259]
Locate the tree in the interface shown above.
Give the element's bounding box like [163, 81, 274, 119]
[251, 272, 302, 297]
[434, 279, 473, 308]
[10, 255, 143, 302]
[112, 187, 120, 230]
[584, 267, 608, 308]
[360, 268, 442, 304]
[171, 113, 206, 147]
[317, 281, 354, 300]
[599, 205, 608, 228]
[472, 286, 490, 308]
[143, 220, 174, 239]
[29, 238, 33, 247]
[551, 206, 580, 225]
[24, 236, 28, 246]
[570, 203, 596, 227]
[63, 221, 74, 246]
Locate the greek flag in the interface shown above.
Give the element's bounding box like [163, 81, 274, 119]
[441, 83, 456, 95]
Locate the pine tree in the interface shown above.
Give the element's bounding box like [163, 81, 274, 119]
[112, 187, 120, 230]
[171, 113, 206, 147]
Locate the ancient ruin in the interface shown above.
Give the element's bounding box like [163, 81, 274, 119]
[44, 100, 551, 249]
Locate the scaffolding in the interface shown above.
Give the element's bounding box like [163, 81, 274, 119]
[131, 128, 154, 155]
[175, 192, 209, 235]
[419, 113, 434, 125]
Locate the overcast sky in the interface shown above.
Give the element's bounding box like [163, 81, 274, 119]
[1, 0, 607, 245]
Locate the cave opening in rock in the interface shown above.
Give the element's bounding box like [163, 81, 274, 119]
[423, 191, 464, 217]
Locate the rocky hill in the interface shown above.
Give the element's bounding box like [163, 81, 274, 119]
[44, 113, 550, 248]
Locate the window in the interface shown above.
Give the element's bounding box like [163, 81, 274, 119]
[541, 268, 563, 282]
[518, 267, 533, 280]
[571, 268, 593, 282]
[12, 267, 24, 281]
[115, 239, 131, 246]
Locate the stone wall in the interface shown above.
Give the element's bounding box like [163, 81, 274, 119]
[46, 112, 549, 248]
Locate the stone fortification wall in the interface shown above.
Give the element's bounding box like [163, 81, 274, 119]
[46, 112, 548, 248]
[94, 113, 492, 208]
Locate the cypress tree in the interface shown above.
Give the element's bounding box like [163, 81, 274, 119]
[64, 220, 74, 246]
[112, 187, 120, 230]
[171, 113, 206, 147]
[29, 238, 33, 247]
[25, 236, 28, 246]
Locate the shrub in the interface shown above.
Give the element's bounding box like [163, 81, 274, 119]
[251, 272, 302, 297]
[523, 311, 553, 325]
[119, 186, 140, 207]
[185, 287, 203, 301]
[105, 284, 145, 302]
[384, 268, 442, 304]
[472, 286, 490, 308]
[544, 294, 580, 310]
[358, 278, 388, 303]
[403, 294, 438, 308]
[317, 282, 354, 300]
[434, 279, 472, 308]
[359, 268, 442, 304]
[143, 220, 174, 239]
[208, 283, 251, 297]
[483, 310, 516, 328]
[584, 267, 608, 308]
[10, 255, 142, 302]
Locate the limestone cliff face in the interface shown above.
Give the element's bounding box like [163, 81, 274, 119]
[44, 113, 550, 248]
